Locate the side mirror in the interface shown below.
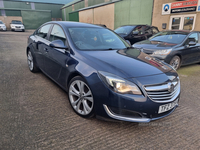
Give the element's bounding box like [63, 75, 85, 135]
[188, 41, 196, 46]
[49, 40, 68, 49]
[126, 40, 131, 45]
[132, 31, 139, 35]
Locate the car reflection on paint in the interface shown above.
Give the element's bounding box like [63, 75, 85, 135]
[26, 21, 180, 123]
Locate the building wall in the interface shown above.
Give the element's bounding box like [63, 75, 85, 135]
[79, 9, 93, 24]
[79, 4, 114, 29]
[69, 11, 79, 22]
[152, 0, 178, 31]
[152, 0, 200, 31]
[62, 0, 153, 30]
[0, 0, 64, 29]
[93, 4, 114, 29]
[114, 0, 154, 29]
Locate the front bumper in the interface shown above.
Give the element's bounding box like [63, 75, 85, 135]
[11, 26, 25, 31]
[0, 27, 7, 31]
[92, 72, 180, 123]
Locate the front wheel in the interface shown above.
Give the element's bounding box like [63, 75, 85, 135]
[170, 56, 181, 70]
[68, 76, 94, 118]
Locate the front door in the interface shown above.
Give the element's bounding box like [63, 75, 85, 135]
[181, 33, 200, 65]
[44, 24, 70, 84]
[169, 14, 196, 30]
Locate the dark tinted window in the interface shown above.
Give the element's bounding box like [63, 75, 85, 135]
[115, 26, 135, 35]
[0, 21, 3, 24]
[149, 31, 188, 44]
[144, 26, 152, 34]
[132, 26, 145, 35]
[36, 24, 51, 40]
[49, 25, 66, 43]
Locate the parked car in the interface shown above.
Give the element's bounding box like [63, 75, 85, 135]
[26, 21, 180, 123]
[10, 20, 25, 32]
[0, 20, 7, 31]
[133, 30, 200, 70]
[114, 25, 159, 45]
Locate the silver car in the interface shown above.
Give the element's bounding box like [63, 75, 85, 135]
[10, 20, 25, 32]
[0, 20, 7, 31]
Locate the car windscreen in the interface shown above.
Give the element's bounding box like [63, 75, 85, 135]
[0, 21, 3, 24]
[11, 21, 22, 24]
[68, 27, 130, 50]
[149, 31, 188, 44]
[114, 26, 135, 35]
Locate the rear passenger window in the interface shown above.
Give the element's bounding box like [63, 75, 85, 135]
[36, 24, 51, 40]
[49, 25, 66, 44]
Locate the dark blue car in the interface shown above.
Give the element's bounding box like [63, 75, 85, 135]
[26, 21, 180, 123]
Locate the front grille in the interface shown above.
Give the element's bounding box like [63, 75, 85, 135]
[16, 26, 21, 28]
[144, 80, 180, 102]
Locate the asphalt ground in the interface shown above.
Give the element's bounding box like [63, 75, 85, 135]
[0, 31, 200, 150]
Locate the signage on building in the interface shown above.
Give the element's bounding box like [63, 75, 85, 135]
[171, 0, 198, 13]
[162, 0, 198, 15]
[162, 3, 171, 15]
[197, 0, 200, 11]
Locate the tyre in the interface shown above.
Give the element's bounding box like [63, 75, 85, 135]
[27, 50, 39, 73]
[22, 29, 25, 32]
[169, 55, 181, 70]
[68, 76, 94, 118]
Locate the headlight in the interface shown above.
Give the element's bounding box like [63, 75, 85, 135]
[153, 49, 172, 55]
[11, 25, 15, 28]
[98, 71, 142, 95]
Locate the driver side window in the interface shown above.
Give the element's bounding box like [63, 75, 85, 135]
[132, 26, 144, 35]
[36, 24, 51, 40]
[185, 33, 198, 45]
[49, 25, 66, 44]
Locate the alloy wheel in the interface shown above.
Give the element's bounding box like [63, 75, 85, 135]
[27, 51, 34, 71]
[170, 56, 180, 70]
[69, 80, 94, 116]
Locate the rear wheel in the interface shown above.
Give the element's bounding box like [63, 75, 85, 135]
[170, 56, 181, 70]
[27, 50, 39, 73]
[68, 76, 94, 118]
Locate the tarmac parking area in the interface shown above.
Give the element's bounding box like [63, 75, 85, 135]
[0, 31, 200, 150]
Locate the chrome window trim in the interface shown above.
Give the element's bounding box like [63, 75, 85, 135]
[103, 105, 150, 123]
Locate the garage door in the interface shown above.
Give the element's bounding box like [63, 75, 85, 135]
[21, 10, 52, 29]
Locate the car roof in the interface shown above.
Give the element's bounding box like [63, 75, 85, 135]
[161, 30, 199, 33]
[44, 21, 104, 29]
[117, 25, 157, 28]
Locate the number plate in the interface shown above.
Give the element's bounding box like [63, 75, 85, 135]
[158, 99, 178, 114]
